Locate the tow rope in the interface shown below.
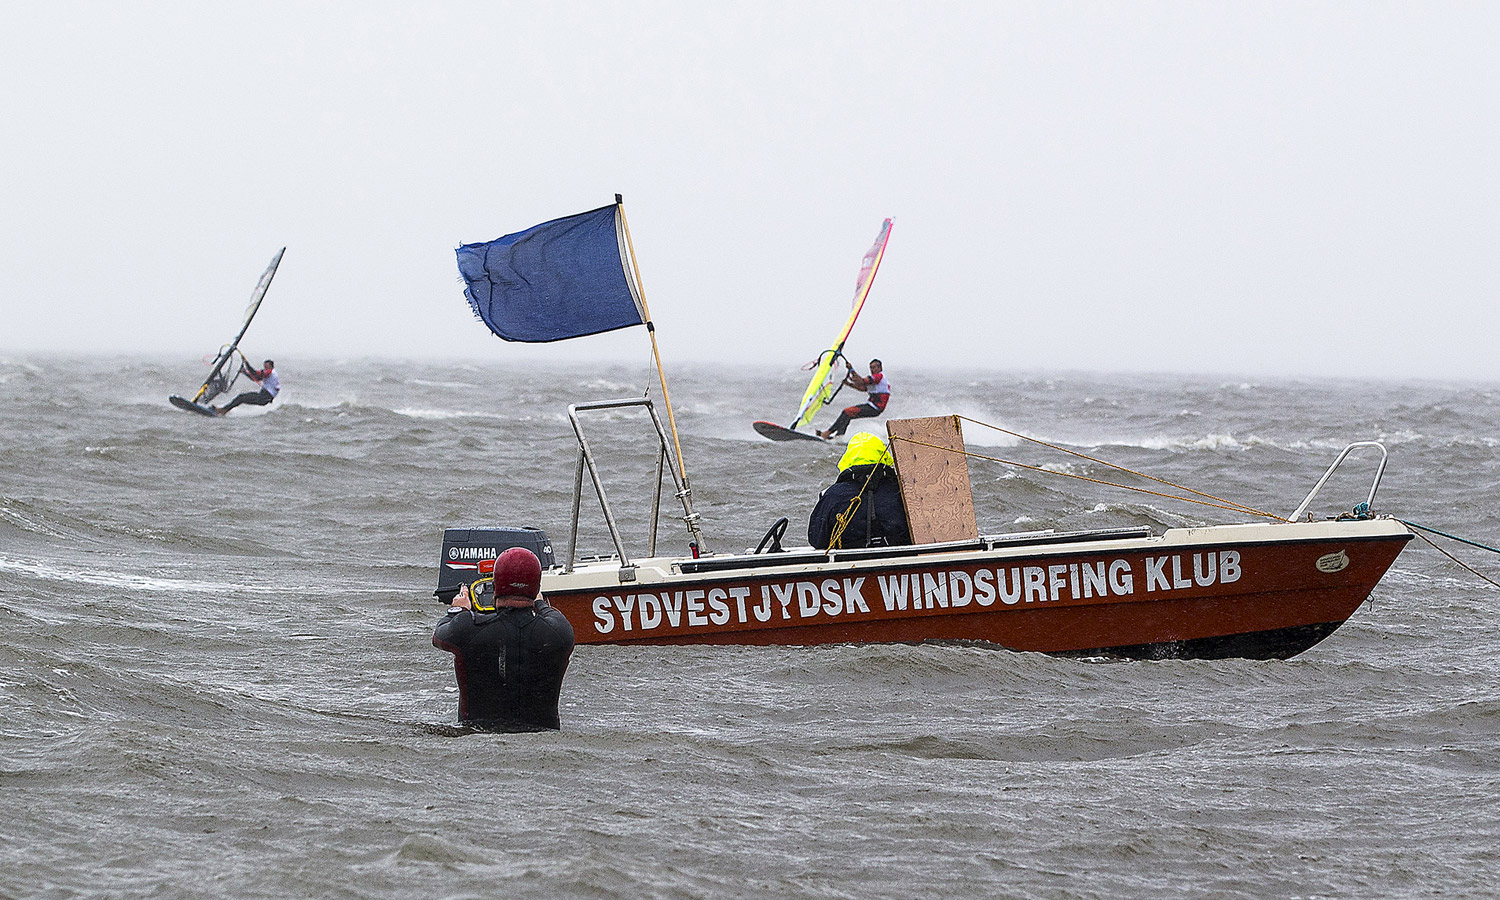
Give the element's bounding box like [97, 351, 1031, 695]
[1396, 519, 1500, 590]
[886, 416, 1500, 591]
[888, 417, 1287, 522]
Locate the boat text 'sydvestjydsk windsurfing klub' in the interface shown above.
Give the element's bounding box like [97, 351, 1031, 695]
[169, 248, 285, 417]
[436, 198, 1412, 660]
[753, 217, 893, 442]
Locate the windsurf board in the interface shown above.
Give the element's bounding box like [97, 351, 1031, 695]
[170, 395, 220, 417]
[753, 421, 825, 442]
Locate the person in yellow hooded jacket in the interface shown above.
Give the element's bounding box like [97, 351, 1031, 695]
[807, 432, 912, 550]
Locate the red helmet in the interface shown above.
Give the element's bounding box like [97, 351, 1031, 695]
[492, 547, 542, 601]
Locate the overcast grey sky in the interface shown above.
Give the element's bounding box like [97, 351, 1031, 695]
[2, 2, 1497, 378]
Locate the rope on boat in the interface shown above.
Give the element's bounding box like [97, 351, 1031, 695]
[830, 494, 862, 549]
[885, 417, 1500, 591]
[1397, 519, 1500, 555]
[1396, 519, 1500, 590]
[954, 417, 1286, 521]
[828, 462, 882, 549]
[887, 418, 1287, 522]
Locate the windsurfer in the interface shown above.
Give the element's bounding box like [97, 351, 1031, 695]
[808, 432, 911, 550]
[214, 359, 279, 415]
[433, 547, 575, 731]
[817, 359, 889, 439]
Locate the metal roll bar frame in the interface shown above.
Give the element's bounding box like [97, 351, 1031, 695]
[565, 398, 705, 579]
[1288, 441, 1389, 522]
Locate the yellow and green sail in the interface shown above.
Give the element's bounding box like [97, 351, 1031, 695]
[791, 218, 893, 431]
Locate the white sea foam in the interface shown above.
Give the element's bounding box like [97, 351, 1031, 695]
[408, 379, 476, 390]
[0, 555, 280, 594]
[0, 506, 70, 538]
[391, 407, 509, 421]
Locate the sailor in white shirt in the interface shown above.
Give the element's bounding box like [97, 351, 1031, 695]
[215, 358, 281, 416]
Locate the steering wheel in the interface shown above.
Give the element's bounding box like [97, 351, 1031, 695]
[754, 517, 789, 554]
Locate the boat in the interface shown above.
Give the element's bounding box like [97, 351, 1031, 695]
[753, 218, 893, 442]
[169, 247, 285, 416]
[439, 402, 1410, 660]
[440, 199, 1410, 660]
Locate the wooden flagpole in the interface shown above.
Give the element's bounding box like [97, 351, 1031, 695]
[613, 195, 703, 547]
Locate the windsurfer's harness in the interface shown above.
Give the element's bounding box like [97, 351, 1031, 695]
[863, 372, 890, 410]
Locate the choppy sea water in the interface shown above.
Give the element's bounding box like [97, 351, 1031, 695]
[2, 355, 1499, 899]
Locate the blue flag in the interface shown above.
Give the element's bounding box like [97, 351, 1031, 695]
[456, 204, 645, 342]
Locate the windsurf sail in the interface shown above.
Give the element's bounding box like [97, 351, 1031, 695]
[789, 219, 893, 432]
[183, 248, 285, 405]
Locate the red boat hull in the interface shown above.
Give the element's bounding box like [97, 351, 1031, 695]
[541, 521, 1411, 659]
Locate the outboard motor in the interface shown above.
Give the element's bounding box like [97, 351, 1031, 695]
[434, 526, 554, 604]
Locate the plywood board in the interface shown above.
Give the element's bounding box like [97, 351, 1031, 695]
[886, 416, 979, 544]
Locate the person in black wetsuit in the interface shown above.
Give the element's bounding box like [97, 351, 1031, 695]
[808, 432, 912, 550]
[432, 547, 575, 731]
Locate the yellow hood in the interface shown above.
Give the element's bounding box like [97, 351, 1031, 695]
[838, 432, 894, 471]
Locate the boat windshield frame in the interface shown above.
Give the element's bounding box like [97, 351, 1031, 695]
[565, 397, 704, 578]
